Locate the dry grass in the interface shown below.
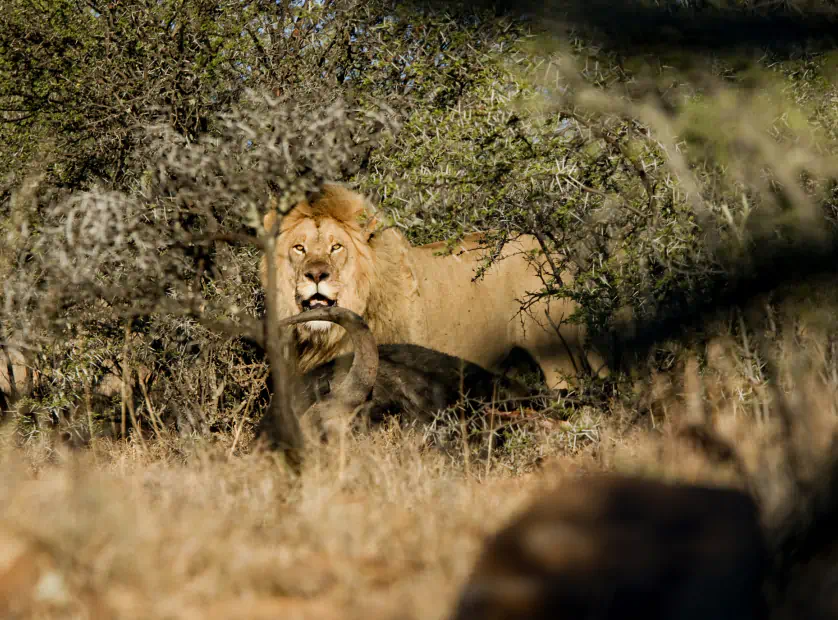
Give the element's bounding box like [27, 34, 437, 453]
[0, 427, 542, 620]
[2, 318, 838, 619]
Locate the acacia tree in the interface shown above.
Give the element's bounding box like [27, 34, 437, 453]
[0, 0, 519, 195]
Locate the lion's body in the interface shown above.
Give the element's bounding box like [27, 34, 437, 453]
[261, 185, 606, 389]
[400, 233, 603, 388]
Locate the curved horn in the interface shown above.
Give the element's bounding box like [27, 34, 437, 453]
[277, 307, 379, 408]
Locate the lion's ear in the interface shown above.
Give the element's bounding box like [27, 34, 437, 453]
[361, 213, 379, 242]
[305, 187, 326, 205]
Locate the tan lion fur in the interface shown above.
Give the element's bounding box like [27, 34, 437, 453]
[260, 184, 606, 389]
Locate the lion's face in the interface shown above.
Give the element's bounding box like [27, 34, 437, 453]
[273, 215, 373, 335]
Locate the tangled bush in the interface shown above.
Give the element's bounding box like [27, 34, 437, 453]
[2, 92, 396, 448]
[2, 0, 838, 452]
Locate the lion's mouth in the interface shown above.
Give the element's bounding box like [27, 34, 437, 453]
[301, 293, 337, 311]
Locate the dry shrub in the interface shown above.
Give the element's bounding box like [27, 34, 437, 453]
[1, 315, 838, 618]
[1, 91, 396, 450]
[444, 313, 838, 619]
[0, 427, 538, 620]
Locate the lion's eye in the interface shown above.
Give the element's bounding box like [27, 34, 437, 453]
[331, 243, 343, 252]
[293, 244, 306, 254]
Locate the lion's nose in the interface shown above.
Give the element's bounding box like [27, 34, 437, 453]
[304, 264, 330, 283]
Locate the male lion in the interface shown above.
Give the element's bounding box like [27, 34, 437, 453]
[260, 184, 606, 389]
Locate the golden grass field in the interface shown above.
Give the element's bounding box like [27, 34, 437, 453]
[2, 325, 837, 619]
